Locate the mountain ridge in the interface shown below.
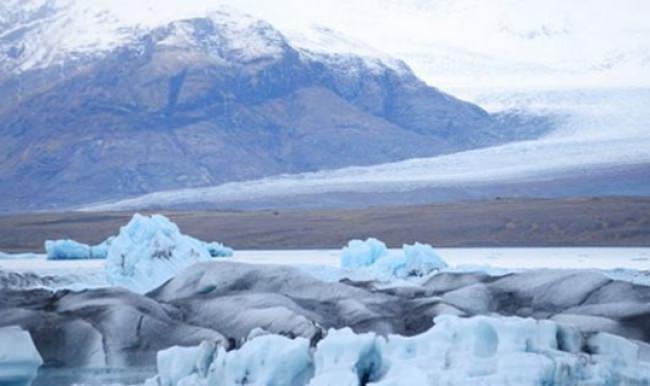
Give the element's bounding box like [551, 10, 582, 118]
[0, 2, 550, 212]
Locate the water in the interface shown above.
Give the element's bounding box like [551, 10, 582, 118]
[32, 367, 154, 386]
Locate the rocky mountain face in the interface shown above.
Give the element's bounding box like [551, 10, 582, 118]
[0, 1, 550, 212]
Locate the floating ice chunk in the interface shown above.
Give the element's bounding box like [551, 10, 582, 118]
[341, 239, 447, 281]
[373, 242, 448, 280]
[207, 334, 313, 386]
[402, 243, 448, 274]
[203, 241, 234, 258]
[310, 328, 383, 386]
[105, 214, 213, 293]
[0, 326, 43, 386]
[341, 238, 388, 269]
[89, 236, 114, 259]
[44, 214, 232, 290]
[376, 314, 650, 385]
[147, 314, 650, 385]
[148, 335, 313, 386]
[45, 239, 90, 260]
[45, 237, 114, 260]
[154, 341, 217, 386]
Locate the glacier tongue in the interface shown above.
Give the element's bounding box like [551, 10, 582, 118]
[145, 314, 650, 386]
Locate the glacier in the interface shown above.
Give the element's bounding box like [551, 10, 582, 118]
[144, 314, 650, 386]
[105, 214, 232, 293]
[0, 325, 43, 386]
[341, 238, 447, 281]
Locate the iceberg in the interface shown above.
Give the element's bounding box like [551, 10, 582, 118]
[105, 214, 215, 293]
[340, 239, 447, 281]
[145, 315, 650, 386]
[40, 214, 234, 291]
[45, 237, 113, 260]
[202, 241, 234, 258]
[146, 334, 313, 386]
[373, 314, 650, 385]
[341, 238, 388, 269]
[45, 239, 90, 260]
[310, 328, 383, 386]
[0, 326, 43, 386]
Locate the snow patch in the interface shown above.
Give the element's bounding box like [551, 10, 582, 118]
[287, 25, 409, 75]
[0, 1, 287, 73]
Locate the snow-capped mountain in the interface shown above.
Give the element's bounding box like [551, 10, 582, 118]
[0, 0, 409, 77]
[0, 0, 550, 212]
[226, 0, 650, 94]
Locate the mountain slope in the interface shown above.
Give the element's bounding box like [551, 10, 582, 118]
[0, 1, 549, 212]
[82, 88, 650, 211]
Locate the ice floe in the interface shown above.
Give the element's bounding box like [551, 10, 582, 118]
[144, 314, 650, 386]
[202, 241, 234, 258]
[146, 335, 314, 386]
[45, 237, 114, 260]
[341, 238, 447, 281]
[105, 214, 219, 293]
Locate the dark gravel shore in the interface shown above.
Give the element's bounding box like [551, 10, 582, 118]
[0, 197, 649, 252]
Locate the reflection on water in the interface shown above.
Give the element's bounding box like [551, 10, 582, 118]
[31, 366, 155, 386]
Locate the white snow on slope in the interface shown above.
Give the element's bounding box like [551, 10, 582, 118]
[226, 0, 650, 93]
[145, 314, 650, 386]
[285, 25, 409, 75]
[0, 0, 408, 76]
[4, 1, 649, 92]
[0, 0, 285, 73]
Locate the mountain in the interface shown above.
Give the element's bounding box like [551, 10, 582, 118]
[0, 1, 549, 212]
[228, 0, 650, 94]
[83, 88, 650, 211]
